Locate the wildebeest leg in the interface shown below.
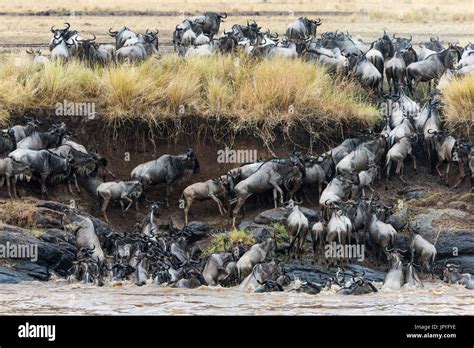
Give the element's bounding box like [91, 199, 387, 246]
[232, 197, 246, 229]
[41, 174, 48, 199]
[100, 193, 111, 223]
[5, 174, 12, 198]
[435, 161, 443, 179]
[399, 162, 407, 184]
[0, 176, 4, 188]
[272, 189, 278, 209]
[452, 162, 465, 189]
[11, 175, 19, 199]
[209, 193, 227, 215]
[165, 185, 171, 208]
[122, 196, 134, 211]
[411, 154, 417, 171]
[184, 197, 192, 225]
[74, 174, 82, 194]
[67, 180, 74, 195]
[444, 162, 451, 186]
[269, 181, 284, 207]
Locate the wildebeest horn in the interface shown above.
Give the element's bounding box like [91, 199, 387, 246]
[427, 129, 436, 134]
[393, 33, 398, 39]
[50, 25, 57, 33]
[408, 35, 412, 41]
[63, 23, 70, 31]
[108, 27, 118, 35]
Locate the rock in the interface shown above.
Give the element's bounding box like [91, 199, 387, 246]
[386, 208, 408, 231]
[0, 223, 77, 280]
[182, 221, 210, 243]
[283, 260, 385, 283]
[254, 208, 287, 225]
[398, 186, 427, 200]
[0, 266, 34, 284]
[447, 201, 468, 210]
[254, 207, 320, 225]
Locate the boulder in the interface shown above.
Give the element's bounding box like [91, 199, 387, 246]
[283, 260, 385, 283]
[386, 208, 408, 231]
[254, 207, 320, 225]
[434, 255, 474, 275]
[0, 266, 34, 284]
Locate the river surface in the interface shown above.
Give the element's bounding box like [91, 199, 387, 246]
[0, 280, 472, 315]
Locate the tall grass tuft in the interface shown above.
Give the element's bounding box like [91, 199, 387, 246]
[441, 74, 474, 140]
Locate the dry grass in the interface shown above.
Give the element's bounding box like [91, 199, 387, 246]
[441, 74, 474, 141]
[0, 53, 379, 140]
[0, 199, 38, 228]
[2, 0, 473, 22]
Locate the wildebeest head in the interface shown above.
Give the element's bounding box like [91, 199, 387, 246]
[392, 33, 412, 52]
[371, 31, 394, 59]
[50, 22, 71, 39]
[185, 148, 200, 174]
[11, 159, 32, 177]
[421, 35, 444, 52]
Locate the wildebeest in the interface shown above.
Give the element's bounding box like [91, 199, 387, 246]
[9, 149, 74, 198]
[130, 148, 200, 207]
[96, 180, 143, 223]
[108, 26, 137, 50]
[236, 238, 276, 280]
[285, 200, 309, 261]
[409, 224, 437, 272]
[63, 214, 105, 263]
[0, 129, 17, 155]
[181, 176, 231, 225]
[348, 54, 382, 93]
[385, 135, 418, 184]
[231, 156, 305, 227]
[406, 46, 460, 93]
[0, 157, 32, 198]
[77, 34, 113, 66]
[17, 122, 68, 150]
[202, 251, 236, 286]
[442, 261, 474, 290]
[194, 12, 227, 39]
[286, 17, 321, 41]
[5, 117, 41, 142]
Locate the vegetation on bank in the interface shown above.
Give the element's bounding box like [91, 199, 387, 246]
[441, 74, 474, 140]
[0, 53, 472, 141]
[0, 54, 378, 140]
[206, 229, 256, 255]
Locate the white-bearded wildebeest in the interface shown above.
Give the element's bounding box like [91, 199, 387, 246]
[320, 31, 362, 56]
[286, 17, 321, 41]
[115, 30, 159, 63]
[443, 261, 474, 290]
[406, 45, 460, 94]
[108, 26, 137, 50]
[63, 214, 105, 263]
[381, 250, 404, 290]
[319, 173, 359, 220]
[96, 180, 143, 223]
[236, 238, 276, 281]
[181, 176, 232, 225]
[130, 148, 200, 207]
[385, 135, 418, 185]
[76, 34, 113, 66]
[16, 121, 68, 150]
[348, 53, 382, 94]
[368, 206, 397, 264]
[194, 12, 227, 40]
[8, 149, 74, 198]
[0, 129, 17, 155]
[409, 225, 437, 273]
[0, 157, 32, 198]
[285, 200, 309, 261]
[202, 252, 236, 286]
[4, 117, 41, 142]
[231, 156, 305, 228]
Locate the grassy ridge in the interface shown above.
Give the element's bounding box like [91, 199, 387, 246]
[441, 74, 474, 140]
[0, 54, 379, 139]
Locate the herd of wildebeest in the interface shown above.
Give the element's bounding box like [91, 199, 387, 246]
[0, 12, 473, 293]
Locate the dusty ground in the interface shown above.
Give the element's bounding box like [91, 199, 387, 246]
[0, 0, 473, 54]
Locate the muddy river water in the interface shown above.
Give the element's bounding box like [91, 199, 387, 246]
[0, 280, 472, 315]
